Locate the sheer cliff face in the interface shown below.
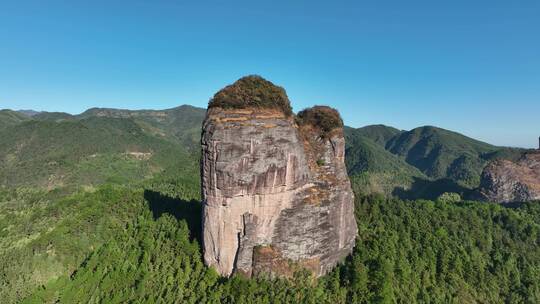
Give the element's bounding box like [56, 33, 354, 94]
[201, 104, 357, 277]
[478, 152, 540, 203]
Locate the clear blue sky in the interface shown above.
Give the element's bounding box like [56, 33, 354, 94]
[1, 0, 539, 148]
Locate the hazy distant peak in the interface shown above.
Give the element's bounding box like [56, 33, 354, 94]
[17, 109, 41, 117]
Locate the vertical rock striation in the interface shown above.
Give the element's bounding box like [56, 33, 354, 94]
[201, 76, 357, 277]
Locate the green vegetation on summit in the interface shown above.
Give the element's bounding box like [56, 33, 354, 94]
[208, 75, 293, 116]
[352, 124, 402, 146]
[297, 105, 344, 137]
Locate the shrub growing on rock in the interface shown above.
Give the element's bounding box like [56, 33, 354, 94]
[296, 106, 344, 138]
[208, 75, 293, 116]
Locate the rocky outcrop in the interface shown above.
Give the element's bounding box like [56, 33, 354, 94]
[477, 151, 540, 203]
[200, 76, 357, 278]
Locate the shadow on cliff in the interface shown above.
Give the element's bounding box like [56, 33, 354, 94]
[392, 177, 472, 200]
[144, 190, 202, 245]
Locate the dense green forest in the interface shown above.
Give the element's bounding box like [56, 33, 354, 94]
[1, 107, 539, 303]
[3, 181, 539, 303]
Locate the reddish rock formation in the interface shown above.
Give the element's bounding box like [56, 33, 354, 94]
[478, 151, 540, 203]
[200, 76, 357, 277]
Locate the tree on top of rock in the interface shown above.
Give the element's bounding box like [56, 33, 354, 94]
[208, 75, 293, 116]
[296, 105, 344, 138]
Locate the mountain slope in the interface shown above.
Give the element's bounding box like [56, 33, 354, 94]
[352, 124, 402, 146]
[2, 106, 524, 195]
[344, 127, 426, 196]
[79, 105, 206, 150]
[0, 109, 31, 129]
[5, 105, 207, 149]
[17, 110, 41, 117]
[344, 125, 525, 198]
[0, 116, 197, 189]
[385, 126, 524, 187]
[345, 127, 422, 176]
[33, 111, 75, 121]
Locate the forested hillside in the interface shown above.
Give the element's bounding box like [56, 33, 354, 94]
[1, 106, 538, 303]
[3, 107, 523, 198]
[0, 117, 196, 189]
[349, 124, 402, 146]
[3, 182, 538, 303]
[0, 110, 30, 130]
[0, 106, 205, 189]
[385, 126, 524, 187]
[78, 105, 206, 150]
[344, 125, 526, 198]
[344, 128, 426, 196]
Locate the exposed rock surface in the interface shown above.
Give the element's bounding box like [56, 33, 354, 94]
[478, 151, 540, 203]
[200, 76, 357, 277]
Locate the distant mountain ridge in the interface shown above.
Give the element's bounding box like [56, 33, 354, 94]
[78, 105, 206, 150]
[17, 109, 41, 117]
[0, 106, 205, 190]
[4, 105, 206, 149]
[349, 124, 403, 146]
[0, 109, 31, 130]
[344, 124, 526, 198]
[0, 106, 526, 198]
